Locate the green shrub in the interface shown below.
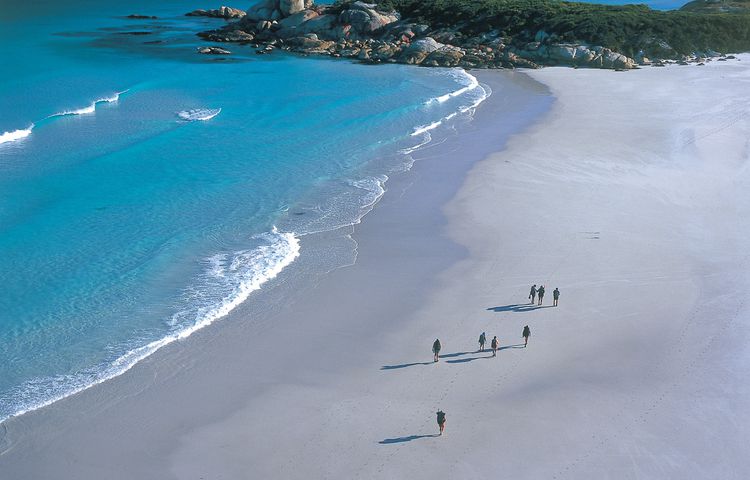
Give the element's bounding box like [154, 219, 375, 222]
[376, 0, 750, 56]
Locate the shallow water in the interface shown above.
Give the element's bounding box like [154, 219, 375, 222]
[0, 0, 494, 421]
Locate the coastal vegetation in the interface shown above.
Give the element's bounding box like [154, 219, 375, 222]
[197, 0, 750, 68]
[375, 0, 750, 58]
[680, 0, 750, 13]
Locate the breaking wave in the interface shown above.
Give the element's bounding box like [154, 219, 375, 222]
[1, 228, 299, 423]
[0, 126, 34, 145]
[0, 90, 128, 146]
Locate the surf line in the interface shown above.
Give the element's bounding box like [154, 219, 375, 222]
[0, 89, 130, 146]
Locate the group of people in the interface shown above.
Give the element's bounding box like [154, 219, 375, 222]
[432, 284, 561, 435]
[529, 284, 560, 307]
[432, 326, 532, 434]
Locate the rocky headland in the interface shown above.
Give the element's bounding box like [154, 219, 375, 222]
[194, 0, 750, 69]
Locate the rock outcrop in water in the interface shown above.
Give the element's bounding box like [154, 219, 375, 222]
[195, 0, 741, 69]
[187, 6, 246, 19]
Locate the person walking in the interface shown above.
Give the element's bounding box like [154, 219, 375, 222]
[522, 325, 531, 347]
[537, 285, 545, 305]
[433, 338, 442, 362]
[436, 410, 446, 436]
[529, 284, 537, 304]
[491, 335, 499, 357]
[478, 332, 486, 352]
[553, 287, 560, 307]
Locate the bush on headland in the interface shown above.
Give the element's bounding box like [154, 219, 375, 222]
[377, 0, 750, 59]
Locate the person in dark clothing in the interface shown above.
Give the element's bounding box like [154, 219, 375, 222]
[491, 335, 499, 357]
[436, 410, 446, 435]
[433, 339, 441, 362]
[537, 285, 545, 305]
[529, 284, 537, 304]
[478, 332, 486, 352]
[553, 287, 560, 307]
[522, 325, 531, 347]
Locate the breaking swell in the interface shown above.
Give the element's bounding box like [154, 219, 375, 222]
[0, 90, 128, 146]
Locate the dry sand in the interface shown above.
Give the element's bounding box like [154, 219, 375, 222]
[2, 58, 749, 479]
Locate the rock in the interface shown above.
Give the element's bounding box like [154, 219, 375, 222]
[398, 37, 442, 64]
[279, 0, 305, 16]
[424, 45, 464, 67]
[370, 43, 400, 61]
[246, 0, 277, 20]
[127, 14, 157, 19]
[257, 20, 273, 30]
[278, 9, 318, 28]
[297, 14, 336, 37]
[338, 2, 398, 34]
[199, 28, 255, 42]
[411, 37, 442, 52]
[198, 46, 232, 54]
[546, 44, 576, 63]
[357, 48, 371, 60]
[286, 35, 335, 52]
[601, 50, 636, 69]
[186, 6, 246, 19]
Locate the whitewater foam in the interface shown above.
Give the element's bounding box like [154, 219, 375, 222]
[178, 108, 221, 121]
[0, 125, 34, 145]
[1, 228, 300, 423]
[425, 69, 480, 105]
[412, 73, 490, 138]
[53, 90, 128, 117]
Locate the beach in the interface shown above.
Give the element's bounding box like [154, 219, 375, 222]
[3, 57, 750, 479]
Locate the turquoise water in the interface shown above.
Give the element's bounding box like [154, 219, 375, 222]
[0, 1, 492, 421]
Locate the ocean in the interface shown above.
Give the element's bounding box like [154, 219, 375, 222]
[0, 0, 491, 422]
[0, 0, 679, 422]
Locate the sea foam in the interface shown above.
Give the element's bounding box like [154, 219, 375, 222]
[424, 68, 480, 105]
[178, 108, 221, 121]
[0, 126, 34, 145]
[411, 70, 489, 138]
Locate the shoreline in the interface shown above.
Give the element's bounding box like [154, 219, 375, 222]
[3, 55, 749, 478]
[0, 71, 552, 476]
[0, 64, 491, 425]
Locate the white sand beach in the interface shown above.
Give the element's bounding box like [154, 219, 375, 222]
[2, 58, 749, 479]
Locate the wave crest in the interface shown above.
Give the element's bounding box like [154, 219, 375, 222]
[52, 90, 128, 117]
[0, 90, 128, 146]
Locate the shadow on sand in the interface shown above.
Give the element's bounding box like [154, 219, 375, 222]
[381, 351, 476, 370]
[487, 303, 554, 313]
[380, 361, 434, 370]
[379, 434, 439, 444]
[446, 354, 495, 364]
[382, 347, 525, 369]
